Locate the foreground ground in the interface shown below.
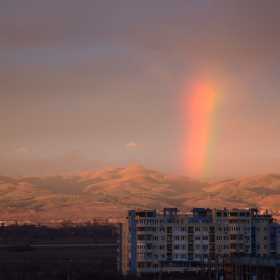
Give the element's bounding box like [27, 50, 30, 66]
[0, 246, 117, 280]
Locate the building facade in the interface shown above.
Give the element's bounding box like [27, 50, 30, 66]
[117, 207, 279, 277]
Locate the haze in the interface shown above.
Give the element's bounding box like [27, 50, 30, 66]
[1, 1, 280, 179]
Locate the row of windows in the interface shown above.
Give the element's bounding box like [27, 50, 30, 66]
[215, 227, 250, 232]
[152, 236, 166, 241]
[174, 236, 186, 240]
[194, 245, 209, 250]
[138, 244, 272, 251]
[194, 236, 209, 240]
[174, 227, 187, 231]
[139, 235, 268, 243]
[135, 224, 267, 233]
[150, 245, 188, 250]
[194, 254, 212, 259]
[216, 211, 251, 217]
[136, 219, 166, 224]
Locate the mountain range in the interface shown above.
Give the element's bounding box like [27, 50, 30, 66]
[0, 165, 280, 222]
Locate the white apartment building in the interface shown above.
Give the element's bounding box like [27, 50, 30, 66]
[117, 207, 278, 277]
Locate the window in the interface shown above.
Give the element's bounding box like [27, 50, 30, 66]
[203, 236, 208, 241]
[181, 236, 186, 241]
[137, 244, 146, 249]
[264, 227, 267, 232]
[153, 254, 158, 259]
[152, 245, 158, 250]
[153, 236, 158, 241]
[159, 236, 165, 241]
[181, 227, 186, 231]
[264, 236, 267, 240]
[181, 254, 186, 259]
[195, 227, 200, 232]
[202, 245, 208, 250]
[203, 254, 208, 259]
[160, 254, 165, 259]
[137, 252, 146, 258]
[174, 254, 179, 259]
[195, 236, 200, 241]
[217, 236, 222, 241]
[195, 254, 201, 259]
[174, 245, 180, 250]
[195, 245, 200, 250]
[224, 245, 229, 249]
[159, 245, 165, 250]
[160, 227, 165, 232]
[174, 236, 180, 241]
[228, 212, 238, 217]
[181, 245, 186, 250]
[264, 245, 267, 249]
[174, 227, 179, 232]
[136, 212, 146, 217]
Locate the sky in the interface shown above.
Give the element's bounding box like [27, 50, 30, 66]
[1, 1, 280, 179]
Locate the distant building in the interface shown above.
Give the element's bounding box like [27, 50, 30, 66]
[117, 207, 279, 277]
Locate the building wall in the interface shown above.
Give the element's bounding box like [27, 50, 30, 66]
[118, 207, 278, 277]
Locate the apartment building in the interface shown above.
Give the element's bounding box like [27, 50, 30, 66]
[117, 207, 278, 277]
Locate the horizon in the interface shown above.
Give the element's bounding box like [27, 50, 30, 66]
[1, 164, 279, 181]
[1, 1, 280, 180]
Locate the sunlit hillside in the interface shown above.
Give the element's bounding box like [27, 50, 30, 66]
[0, 165, 279, 222]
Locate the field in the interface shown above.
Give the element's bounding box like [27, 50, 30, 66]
[0, 246, 117, 280]
[0, 222, 120, 280]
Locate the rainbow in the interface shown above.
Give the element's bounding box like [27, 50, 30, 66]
[181, 78, 222, 178]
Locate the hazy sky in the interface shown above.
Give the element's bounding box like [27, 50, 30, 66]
[1, 1, 280, 179]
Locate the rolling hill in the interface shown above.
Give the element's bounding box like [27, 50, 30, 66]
[0, 165, 279, 222]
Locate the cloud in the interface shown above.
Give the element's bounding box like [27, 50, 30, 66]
[126, 142, 143, 151]
[16, 147, 29, 153]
